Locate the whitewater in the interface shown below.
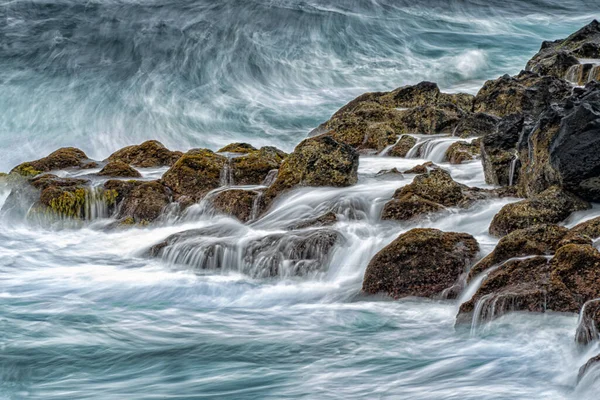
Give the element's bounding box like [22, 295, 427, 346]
[1, 1, 600, 399]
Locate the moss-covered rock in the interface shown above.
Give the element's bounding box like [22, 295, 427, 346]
[263, 136, 358, 209]
[489, 186, 590, 237]
[452, 112, 499, 138]
[568, 216, 600, 242]
[473, 71, 571, 118]
[229, 146, 287, 185]
[98, 161, 142, 178]
[387, 135, 417, 157]
[217, 143, 257, 153]
[210, 188, 262, 223]
[380, 193, 444, 221]
[161, 149, 227, 201]
[362, 228, 479, 299]
[11, 147, 93, 177]
[107, 140, 182, 167]
[467, 224, 569, 280]
[445, 139, 481, 164]
[115, 181, 171, 223]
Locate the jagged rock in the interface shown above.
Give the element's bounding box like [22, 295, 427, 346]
[473, 71, 572, 118]
[387, 135, 417, 157]
[228, 146, 287, 185]
[526, 20, 600, 84]
[107, 140, 182, 167]
[468, 224, 569, 280]
[161, 149, 227, 201]
[489, 186, 590, 237]
[481, 114, 524, 186]
[217, 143, 257, 153]
[452, 112, 499, 138]
[114, 181, 171, 223]
[386, 81, 473, 111]
[210, 188, 262, 223]
[575, 299, 600, 345]
[445, 139, 481, 164]
[458, 243, 600, 325]
[10, 148, 95, 177]
[568, 216, 600, 242]
[263, 136, 358, 207]
[518, 83, 600, 201]
[149, 227, 342, 278]
[98, 161, 142, 178]
[362, 228, 479, 299]
[578, 354, 600, 383]
[395, 103, 464, 135]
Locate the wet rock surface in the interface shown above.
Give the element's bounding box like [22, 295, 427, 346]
[98, 161, 142, 178]
[107, 140, 182, 167]
[575, 299, 600, 345]
[480, 114, 524, 186]
[362, 228, 479, 299]
[11, 148, 95, 177]
[209, 188, 263, 223]
[445, 139, 481, 164]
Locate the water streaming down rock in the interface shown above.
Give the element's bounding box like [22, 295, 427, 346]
[508, 152, 520, 187]
[405, 135, 470, 163]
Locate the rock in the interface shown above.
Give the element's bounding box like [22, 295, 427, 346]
[228, 146, 287, 185]
[263, 135, 358, 207]
[314, 82, 473, 152]
[452, 112, 499, 138]
[458, 243, 600, 325]
[114, 181, 172, 223]
[473, 71, 572, 118]
[380, 193, 444, 221]
[288, 211, 338, 230]
[150, 227, 342, 278]
[29, 175, 92, 218]
[403, 162, 438, 174]
[467, 224, 569, 280]
[10, 147, 94, 177]
[107, 140, 182, 167]
[578, 354, 600, 383]
[575, 299, 600, 345]
[568, 216, 600, 242]
[489, 186, 590, 237]
[209, 188, 262, 223]
[481, 114, 524, 186]
[445, 139, 481, 164]
[98, 161, 142, 178]
[161, 149, 227, 201]
[375, 168, 404, 179]
[519, 83, 600, 201]
[362, 228, 479, 299]
[387, 135, 417, 157]
[526, 20, 600, 83]
[217, 143, 257, 153]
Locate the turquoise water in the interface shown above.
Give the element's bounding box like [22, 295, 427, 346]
[1, 1, 600, 399]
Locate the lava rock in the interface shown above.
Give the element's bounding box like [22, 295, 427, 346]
[489, 186, 590, 237]
[575, 299, 600, 345]
[452, 112, 500, 138]
[362, 228, 479, 299]
[480, 114, 524, 186]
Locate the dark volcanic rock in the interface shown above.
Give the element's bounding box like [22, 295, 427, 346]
[11, 148, 94, 177]
[489, 186, 590, 237]
[452, 112, 499, 138]
[481, 114, 524, 186]
[98, 161, 142, 178]
[362, 228, 479, 299]
[107, 140, 182, 167]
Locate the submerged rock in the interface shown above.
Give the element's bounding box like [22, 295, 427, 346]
[489, 186, 590, 237]
[575, 299, 600, 345]
[161, 149, 227, 201]
[11, 147, 95, 177]
[98, 161, 142, 178]
[288, 211, 338, 230]
[263, 135, 358, 208]
[107, 140, 182, 167]
[362, 228, 479, 299]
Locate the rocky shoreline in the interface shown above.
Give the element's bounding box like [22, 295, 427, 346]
[2, 20, 600, 381]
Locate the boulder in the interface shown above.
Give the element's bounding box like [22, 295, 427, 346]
[467, 224, 569, 280]
[575, 299, 600, 345]
[107, 140, 182, 167]
[458, 243, 600, 325]
[228, 146, 287, 185]
[387, 135, 417, 157]
[217, 143, 257, 153]
[10, 147, 95, 177]
[445, 139, 481, 164]
[489, 186, 590, 237]
[98, 161, 142, 178]
[114, 181, 171, 224]
[29, 175, 92, 219]
[263, 135, 358, 207]
[209, 188, 263, 223]
[473, 71, 572, 119]
[481, 114, 524, 186]
[161, 149, 227, 201]
[362, 228, 479, 299]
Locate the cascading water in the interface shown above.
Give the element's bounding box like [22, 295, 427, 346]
[405, 135, 474, 163]
[509, 152, 520, 187]
[2, 2, 600, 399]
